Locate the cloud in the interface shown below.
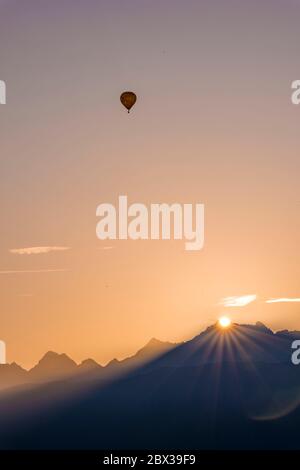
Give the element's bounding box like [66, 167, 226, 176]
[98, 246, 113, 251]
[10, 246, 70, 255]
[0, 269, 68, 274]
[266, 298, 300, 304]
[221, 295, 257, 307]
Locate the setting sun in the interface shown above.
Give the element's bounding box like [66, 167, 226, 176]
[218, 317, 232, 329]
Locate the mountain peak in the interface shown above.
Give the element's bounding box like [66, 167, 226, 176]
[29, 351, 77, 380]
[106, 358, 121, 369]
[79, 359, 102, 370]
[40, 351, 76, 362]
[131, 338, 178, 363]
[10, 362, 26, 372]
[276, 329, 300, 339]
[255, 321, 273, 334]
[237, 321, 273, 335]
[146, 338, 167, 347]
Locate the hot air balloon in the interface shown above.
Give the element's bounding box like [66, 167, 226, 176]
[120, 91, 137, 113]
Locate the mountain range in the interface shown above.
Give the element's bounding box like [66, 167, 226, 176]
[0, 337, 177, 390]
[1, 321, 300, 450]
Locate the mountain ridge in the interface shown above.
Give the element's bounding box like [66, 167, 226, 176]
[1, 321, 300, 449]
[0, 335, 179, 390]
[1, 322, 299, 391]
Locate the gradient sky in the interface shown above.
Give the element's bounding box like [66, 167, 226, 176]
[0, 0, 300, 368]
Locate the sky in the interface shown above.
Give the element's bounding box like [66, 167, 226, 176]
[0, 0, 300, 368]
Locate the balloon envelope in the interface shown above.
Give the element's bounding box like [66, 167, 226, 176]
[120, 91, 137, 112]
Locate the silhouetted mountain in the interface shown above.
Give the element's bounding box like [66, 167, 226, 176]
[78, 359, 103, 372]
[111, 337, 179, 371]
[0, 363, 28, 391]
[105, 358, 122, 370]
[241, 321, 274, 335]
[143, 322, 293, 368]
[0, 337, 177, 390]
[0, 322, 299, 449]
[28, 352, 77, 382]
[276, 329, 300, 339]
[133, 337, 178, 359]
[0, 322, 298, 391]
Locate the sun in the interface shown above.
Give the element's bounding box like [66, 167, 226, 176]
[218, 316, 232, 329]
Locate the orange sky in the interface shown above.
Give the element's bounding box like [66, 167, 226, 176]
[0, 0, 299, 368]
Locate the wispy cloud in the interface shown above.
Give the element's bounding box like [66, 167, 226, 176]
[266, 298, 300, 304]
[10, 246, 70, 255]
[0, 269, 68, 275]
[221, 295, 257, 307]
[97, 246, 113, 251]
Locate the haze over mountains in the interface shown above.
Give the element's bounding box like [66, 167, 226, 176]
[0, 336, 177, 391]
[1, 322, 300, 450]
[1, 322, 299, 390]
